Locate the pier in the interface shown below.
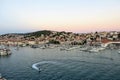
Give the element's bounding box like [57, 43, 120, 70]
[102, 41, 120, 48]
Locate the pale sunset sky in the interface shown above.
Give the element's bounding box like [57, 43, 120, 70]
[0, 0, 120, 34]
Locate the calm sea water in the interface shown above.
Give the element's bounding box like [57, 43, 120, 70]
[0, 47, 120, 80]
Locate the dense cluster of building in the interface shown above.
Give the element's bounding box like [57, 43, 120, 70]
[0, 30, 120, 46]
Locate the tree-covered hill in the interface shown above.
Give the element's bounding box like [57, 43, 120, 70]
[25, 30, 52, 37]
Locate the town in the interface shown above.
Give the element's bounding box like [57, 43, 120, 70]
[0, 30, 120, 46]
[0, 30, 120, 56]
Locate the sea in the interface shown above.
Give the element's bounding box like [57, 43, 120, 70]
[0, 47, 120, 80]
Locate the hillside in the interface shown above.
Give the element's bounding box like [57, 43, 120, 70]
[25, 30, 53, 37]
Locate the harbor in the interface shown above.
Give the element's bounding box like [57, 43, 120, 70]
[1, 0, 120, 79]
[0, 31, 120, 80]
[0, 46, 120, 80]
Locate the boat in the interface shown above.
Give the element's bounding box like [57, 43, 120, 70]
[0, 48, 11, 56]
[60, 46, 79, 51]
[60, 48, 66, 51]
[80, 47, 91, 52]
[66, 46, 80, 51]
[89, 48, 99, 53]
[98, 47, 105, 51]
[88, 47, 105, 53]
[19, 44, 26, 47]
[0, 73, 7, 80]
[118, 49, 120, 54]
[31, 45, 39, 48]
[32, 61, 61, 72]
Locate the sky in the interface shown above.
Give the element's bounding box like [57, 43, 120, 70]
[0, 0, 120, 34]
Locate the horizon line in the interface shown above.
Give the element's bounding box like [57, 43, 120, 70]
[0, 30, 120, 35]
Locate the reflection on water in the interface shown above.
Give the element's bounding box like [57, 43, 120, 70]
[0, 47, 120, 80]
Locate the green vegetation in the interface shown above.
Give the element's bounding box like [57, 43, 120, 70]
[26, 30, 52, 37]
[48, 40, 60, 44]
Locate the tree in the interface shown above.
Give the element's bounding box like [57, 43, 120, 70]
[48, 40, 60, 44]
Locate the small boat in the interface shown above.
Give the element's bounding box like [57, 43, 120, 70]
[31, 45, 39, 48]
[89, 48, 99, 53]
[65, 46, 79, 51]
[40, 46, 46, 49]
[0, 48, 11, 56]
[0, 73, 7, 80]
[88, 47, 105, 53]
[60, 46, 79, 51]
[19, 44, 26, 47]
[98, 47, 105, 51]
[60, 48, 65, 51]
[60, 46, 67, 51]
[118, 49, 120, 54]
[80, 47, 90, 52]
